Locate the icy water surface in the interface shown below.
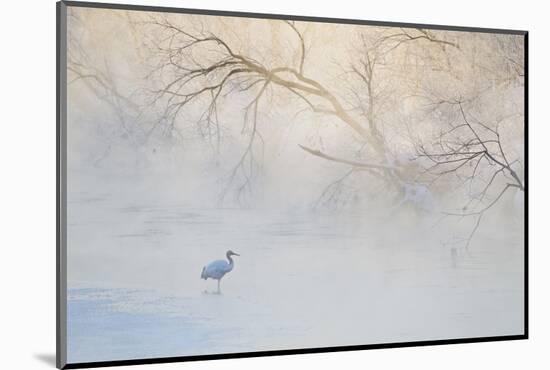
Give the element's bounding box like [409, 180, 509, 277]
[67, 190, 524, 363]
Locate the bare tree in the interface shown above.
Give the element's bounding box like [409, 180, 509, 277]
[415, 98, 524, 247]
[67, 9, 148, 166]
[145, 17, 404, 203]
[311, 27, 459, 208]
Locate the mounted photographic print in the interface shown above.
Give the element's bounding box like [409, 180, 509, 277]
[57, 1, 528, 368]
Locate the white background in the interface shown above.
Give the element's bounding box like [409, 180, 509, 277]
[0, 0, 547, 369]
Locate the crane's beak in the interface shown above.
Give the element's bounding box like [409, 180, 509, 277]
[232, 252, 240, 256]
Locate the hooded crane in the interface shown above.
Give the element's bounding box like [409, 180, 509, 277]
[201, 250, 240, 294]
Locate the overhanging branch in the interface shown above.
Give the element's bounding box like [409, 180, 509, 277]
[298, 144, 396, 170]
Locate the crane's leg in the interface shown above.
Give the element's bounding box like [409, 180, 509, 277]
[217, 279, 221, 294]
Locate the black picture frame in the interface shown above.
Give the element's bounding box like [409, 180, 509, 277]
[57, 1, 529, 368]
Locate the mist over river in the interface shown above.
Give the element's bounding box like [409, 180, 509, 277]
[67, 173, 524, 363]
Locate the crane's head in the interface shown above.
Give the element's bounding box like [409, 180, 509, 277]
[226, 250, 240, 257]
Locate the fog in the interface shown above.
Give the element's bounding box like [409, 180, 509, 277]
[65, 7, 525, 363]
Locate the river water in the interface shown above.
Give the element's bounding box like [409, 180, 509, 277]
[66, 186, 524, 363]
